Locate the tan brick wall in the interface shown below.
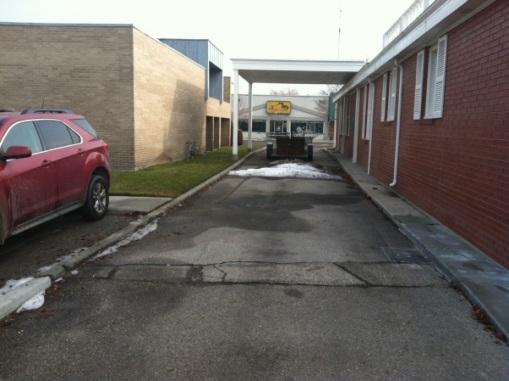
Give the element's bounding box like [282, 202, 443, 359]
[206, 97, 231, 119]
[132, 29, 207, 169]
[0, 24, 135, 170]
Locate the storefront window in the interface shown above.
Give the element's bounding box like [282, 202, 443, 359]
[269, 120, 288, 136]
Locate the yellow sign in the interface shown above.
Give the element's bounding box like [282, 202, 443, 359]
[266, 101, 292, 115]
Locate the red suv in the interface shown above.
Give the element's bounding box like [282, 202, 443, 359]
[0, 108, 110, 244]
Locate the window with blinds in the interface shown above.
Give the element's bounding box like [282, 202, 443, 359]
[413, 50, 425, 120]
[387, 67, 398, 122]
[425, 35, 448, 119]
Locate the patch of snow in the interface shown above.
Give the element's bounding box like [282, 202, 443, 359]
[37, 264, 53, 273]
[0, 277, 34, 296]
[229, 163, 341, 180]
[0, 277, 46, 313]
[55, 277, 63, 283]
[57, 247, 87, 263]
[70, 270, 79, 275]
[94, 220, 159, 259]
[16, 291, 45, 313]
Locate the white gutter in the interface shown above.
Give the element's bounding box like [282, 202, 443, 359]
[390, 64, 404, 187]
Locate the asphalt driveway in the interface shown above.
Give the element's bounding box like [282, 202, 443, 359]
[0, 212, 133, 281]
[1, 151, 507, 380]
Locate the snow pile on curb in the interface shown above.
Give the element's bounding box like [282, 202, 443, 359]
[94, 220, 159, 259]
[16, 292, 45, 312]
[0, 277, 34, 295]
[229, 163, 342, 180]
[0, 277, 46, 313]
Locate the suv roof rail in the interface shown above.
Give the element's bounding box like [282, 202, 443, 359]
[0, 108, 15, 112]
[21, 108, 74, 115]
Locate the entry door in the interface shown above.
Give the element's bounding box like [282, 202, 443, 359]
[270, 120, 288, 136]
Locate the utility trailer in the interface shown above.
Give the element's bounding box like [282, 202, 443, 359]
[266, 133, 313, 161]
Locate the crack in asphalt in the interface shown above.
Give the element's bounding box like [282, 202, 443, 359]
[85, 260, 444, 289]
[78, 276, 442, 289]
[333, 262, 373, 286]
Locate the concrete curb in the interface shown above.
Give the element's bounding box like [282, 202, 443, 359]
[324, 149, 509, 340]
[36, 147, 265, 280]
[0, 277, 51, 320]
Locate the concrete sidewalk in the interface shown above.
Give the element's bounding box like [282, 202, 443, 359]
[325, 149, 509, 340]
[109, 196, 172, 214]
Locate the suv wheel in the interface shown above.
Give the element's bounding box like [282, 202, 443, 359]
[83, 175, 109, 220]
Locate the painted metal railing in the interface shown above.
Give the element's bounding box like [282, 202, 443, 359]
[383, 0, 437, 47]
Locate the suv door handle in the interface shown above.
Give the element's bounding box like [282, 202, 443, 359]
[41, 159, 51, 167]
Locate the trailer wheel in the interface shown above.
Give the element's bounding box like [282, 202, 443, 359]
[307, 144, 313, 161]
[267, 143, 273, 160]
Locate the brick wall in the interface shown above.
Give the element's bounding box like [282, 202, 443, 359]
[370, 75, 396, 185]
[336, 91, 356, 157]
[394, 0, 509, 267]
[356, 85, 370, 171]
[132, 28, 207, 169]
[0, 24, 135, 169]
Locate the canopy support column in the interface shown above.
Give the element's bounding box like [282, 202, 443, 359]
[248, 82, 253, 150]
[232, 69, 239, 160]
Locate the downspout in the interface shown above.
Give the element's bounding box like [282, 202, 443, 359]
[367, 81, 373, 175]
[390, 64, 404, 187]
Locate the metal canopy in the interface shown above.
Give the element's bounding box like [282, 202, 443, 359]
[232, 58, 364, 84]
[230, 58, 365, 158]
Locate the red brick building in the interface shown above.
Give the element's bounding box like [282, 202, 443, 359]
[335, 0, 509, 267]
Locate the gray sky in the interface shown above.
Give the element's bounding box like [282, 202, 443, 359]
[0, 0, 414, 94]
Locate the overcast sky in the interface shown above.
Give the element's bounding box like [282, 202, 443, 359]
[0, 0, 414, 94]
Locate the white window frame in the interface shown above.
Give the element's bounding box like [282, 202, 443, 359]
[413, 50, 425, 120]
[380, 73, 388, 122]
[425, 35, 447, 119]
[386, 66, 398, 122]
[366, 82, 375, 140]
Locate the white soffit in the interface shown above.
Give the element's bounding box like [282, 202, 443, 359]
[232, 59, 365, 85]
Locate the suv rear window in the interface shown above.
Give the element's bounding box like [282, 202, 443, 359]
[73, 119, 98, 138]
[36, 120, 78, 150]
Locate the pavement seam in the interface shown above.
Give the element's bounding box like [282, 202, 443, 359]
[85, 262, 448, 289]
[212, 264, 227, 283]
[83, 277, 443, 289]
[98, 260, 396, 268]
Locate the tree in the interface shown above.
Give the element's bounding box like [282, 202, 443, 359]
[269, 88, 300, 96]
[319, 84, 342, 97]
[316, 85, 342, 114]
